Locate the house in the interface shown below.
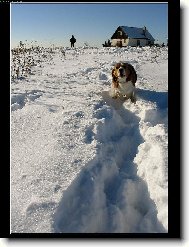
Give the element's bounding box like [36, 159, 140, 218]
[111, 26, 155, 47]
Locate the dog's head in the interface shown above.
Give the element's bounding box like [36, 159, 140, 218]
[112, 63, 132, 83]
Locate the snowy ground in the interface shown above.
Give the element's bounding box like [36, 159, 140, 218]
[11, 46, 168, 233]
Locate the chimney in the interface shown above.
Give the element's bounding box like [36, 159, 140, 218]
[143, 26, 147, 36]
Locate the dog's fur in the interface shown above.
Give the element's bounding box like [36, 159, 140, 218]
[111, 62, 137, 103]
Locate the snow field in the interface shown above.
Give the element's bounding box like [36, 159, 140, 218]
[11, 46, 168, 233]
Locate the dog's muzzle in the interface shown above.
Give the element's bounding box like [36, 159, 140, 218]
[119, 67, 126, 78]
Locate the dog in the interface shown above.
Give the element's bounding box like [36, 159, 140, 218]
[111, 62, 137, 103]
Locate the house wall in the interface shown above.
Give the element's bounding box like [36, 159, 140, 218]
[128, 38, 147, 47]
[111, 38, 149, 47]
[111, 38, 129, 47]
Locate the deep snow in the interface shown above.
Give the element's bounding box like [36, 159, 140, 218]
[11, 46, 168, 233]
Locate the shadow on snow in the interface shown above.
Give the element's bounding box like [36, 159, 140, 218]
[136, 88, 168, 109]
[52, 91, 166, 233]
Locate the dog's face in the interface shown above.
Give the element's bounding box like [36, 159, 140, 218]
[112, 63, 136, 87]
[112, 63, 130, 84]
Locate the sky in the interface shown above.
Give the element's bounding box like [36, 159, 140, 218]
[11, 2, 168, 48]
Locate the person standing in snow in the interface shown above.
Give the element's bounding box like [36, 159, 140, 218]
[70, 35, 76, 48]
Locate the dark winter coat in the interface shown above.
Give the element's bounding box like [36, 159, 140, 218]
[70, 36, 76, 44]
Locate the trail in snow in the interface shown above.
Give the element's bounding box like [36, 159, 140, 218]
[53, 92, 166, 233]
[11, 46, 168, 233]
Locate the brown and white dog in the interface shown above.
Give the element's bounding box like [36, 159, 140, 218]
[111, 62, 137, 103]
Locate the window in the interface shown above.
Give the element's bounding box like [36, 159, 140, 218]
[118, 31, 122, 36]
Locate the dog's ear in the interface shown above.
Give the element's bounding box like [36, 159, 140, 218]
[125, 64, 137, 83]
[112, 68, 116, 77]
[112, 68, 119, 84]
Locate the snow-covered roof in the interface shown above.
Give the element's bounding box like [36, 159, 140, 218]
[120, 26, 155, 41]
